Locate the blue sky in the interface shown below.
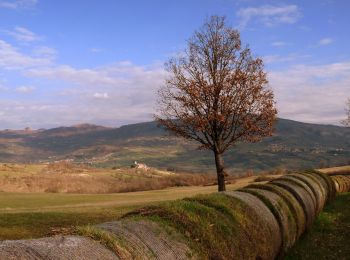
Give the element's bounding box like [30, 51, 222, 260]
[0, 0, 349, 129]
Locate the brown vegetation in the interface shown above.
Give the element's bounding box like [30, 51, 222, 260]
[156, 16, 277, 191]
[0, 162, 218, 193]
[42, 161, 92, 174]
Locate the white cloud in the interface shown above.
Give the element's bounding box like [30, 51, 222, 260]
[264, 55, 294, 64]
[0, 0, 37, 9]
[0, 97, 156, 129]
[16, 61, 168, 128]
[237, 5, 301, 28]
[263, 53, 310, 64]
[15, 85, 35, 93]
[0, 31, 347, 128]
[6, 54, 350, 128]
[5, 26, 41, 42]
[0, 58, 349, 128]
[93, 92, 109, 99]
[26, 65, 127, 86]
[26, 62, 167, 89]
[318, 38, 334, 46]
[7, 60, 348, 128]
[0, 77, 8, 89]
[271, 41, 286, 47]
[0, 81, 35, 93]
[90, 48, 102, 53]
[32, 46, 57, 59]
[269, 62, 350, 125]
[0, 39, 52, 69]
[0, 83, 9, 91]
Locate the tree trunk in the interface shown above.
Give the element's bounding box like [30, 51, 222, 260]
[214, 150, 226, 192]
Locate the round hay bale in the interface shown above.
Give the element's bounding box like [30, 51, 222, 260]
[287, 174, 326, 214]
[302, 173, 328, 208]
[0, 236, 119, 260]
[303, 170, 336, 200]
[338, 175, 350, 192]
[245, 183, 306, 238]
[338, 175, 347, 192]
[271, 179, 316, 229]
[225, 191, 281, 259]
[97, 220, 193, 260]
[339, 176, 348, 192]
[0, 242, 44, 259]
[345, 175, 350, 192]
[332, 176, 344, 193]
[346, 176, 350, 191]
[301, 172, 328, 194]
[334, 175, 350, 192]
[240, 188, 298, 252]
[339, 176, 347, 192]
[123, 195, 275, 259]
[276, 176, 317, 214]
[336, 176, 345, 192]
[186, 193, 283, 259]
[303, 172, 329, 201]
[331, 177, 340, 193]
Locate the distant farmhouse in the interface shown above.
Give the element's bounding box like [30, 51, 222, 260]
[132, 161, 149, 170]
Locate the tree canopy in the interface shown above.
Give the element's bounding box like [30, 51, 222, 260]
[341, 98, 350, 127]
[155, 16, 277, 191]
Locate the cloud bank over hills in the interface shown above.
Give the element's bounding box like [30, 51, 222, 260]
[0, 0, 349, 129]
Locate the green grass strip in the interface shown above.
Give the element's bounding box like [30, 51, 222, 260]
[76, 225, 132, 259]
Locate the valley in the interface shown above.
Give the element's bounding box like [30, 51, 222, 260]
[0, 119, 349, 173]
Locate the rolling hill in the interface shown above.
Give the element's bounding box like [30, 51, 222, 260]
[0, 118, 349, 174]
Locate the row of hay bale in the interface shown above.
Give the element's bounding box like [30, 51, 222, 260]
[331, 174, 350, 193]
[0, 170, 339, 259]
[0, 236, 119, 260]
[90, 170, 336, 259]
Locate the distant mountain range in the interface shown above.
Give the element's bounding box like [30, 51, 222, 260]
[0, 118, 349, 174]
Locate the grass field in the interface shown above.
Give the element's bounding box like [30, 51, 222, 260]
[1, 164, 348, 259]
[286, 192, 350, 259]
[0, 176, 259, 240]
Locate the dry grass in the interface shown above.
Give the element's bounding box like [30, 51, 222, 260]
[0, 162, 291, 194]
[42, 161, 92, 174]
[253, 175, 279, 182]
[318, 165, 350, 175]
[0, 162, 219, 193]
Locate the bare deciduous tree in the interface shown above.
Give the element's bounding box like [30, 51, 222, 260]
[341, 98, 350, 127]
[155, 16, 277, 191]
